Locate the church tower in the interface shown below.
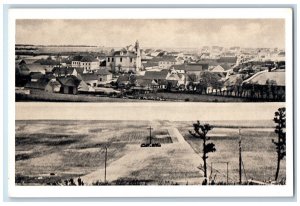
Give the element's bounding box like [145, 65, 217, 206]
[135, 40, 142, 72]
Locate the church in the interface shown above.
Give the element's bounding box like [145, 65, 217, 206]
[106, 40, 142, 73]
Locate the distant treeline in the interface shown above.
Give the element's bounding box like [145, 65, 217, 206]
[16, 51, 106, 56]
[15, 47, 38, 50]
[16, 44, 98, 47]
[15, 51, 37, 55]
[15, 44, 35, 46]
[40, 45, 98, 47]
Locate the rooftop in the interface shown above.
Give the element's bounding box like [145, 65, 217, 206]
[144, 70, 169, 80]
[245, 71, 285, 86]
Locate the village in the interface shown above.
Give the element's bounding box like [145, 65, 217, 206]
[15, 41, 285, 102]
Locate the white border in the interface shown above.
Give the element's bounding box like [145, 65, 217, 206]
[8, 8, 294, 197]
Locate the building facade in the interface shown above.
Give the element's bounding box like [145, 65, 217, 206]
[71, 55, 100, 72]
[106, 40, 142, 73]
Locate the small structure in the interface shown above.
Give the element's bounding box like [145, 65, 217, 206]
[80, 73, 98, 87]
[95, 69, 113, 84]
[45, 79, 61, 93]
[30, 72, 44, 82]
[25, 77, 61, 93]
[57, 75, 81, 95]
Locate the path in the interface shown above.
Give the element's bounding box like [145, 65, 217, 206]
[81, 127, 203, 185]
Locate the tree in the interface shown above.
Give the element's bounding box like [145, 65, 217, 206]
[129, 74, 136, 86]
[189, 121, 216, 183]
[233, 76, 243, 97]
[201, 72, 221, 95]
[272, 107, 286, 182]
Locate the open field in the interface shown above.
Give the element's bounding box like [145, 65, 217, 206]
[15, 120, 286, 185]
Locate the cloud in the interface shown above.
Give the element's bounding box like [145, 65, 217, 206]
[16, 19, 285, 48]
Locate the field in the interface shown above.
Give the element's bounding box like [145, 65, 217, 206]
[15, 120, 286, 185]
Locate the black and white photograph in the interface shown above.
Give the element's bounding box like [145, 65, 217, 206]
[8, 7, 294, 198]
[15, 19, 286, 103]
[15, 104, 286, 186]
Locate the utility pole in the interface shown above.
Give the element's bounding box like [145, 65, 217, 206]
[210, 162, 213, 181]
[226, 162, 229, 185]
[148, 126, 153, 144]
[104, 146, 107, 184]
[239, 128, 242, 185]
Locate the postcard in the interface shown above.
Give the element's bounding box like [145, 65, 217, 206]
[7, 7, 294, 197]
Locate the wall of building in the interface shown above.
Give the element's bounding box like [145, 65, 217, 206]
[159, 61, 176, 69]
[106, 56, 137, 72]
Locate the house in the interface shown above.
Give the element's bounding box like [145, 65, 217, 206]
[15, 60, 30, 76]
[57, 75, 82, 95]
[25, 77, 61, 93]
[26, 63, 51, 74]
[166, 72, 185, 87]
[106, 40, 142, 73]
[45, 79, 61, 93]
[95, 69, 113, 84]
[71, 55, 100, 72]
[244, 70, 285, 86]
[132, 78, 157, 93]
[44, 72, 56, 80]
[210, 65, 226, 73]
[52, 67, 84, 77]
[80, 73, 99, 87]
[158, 56, 177, 69]
[144, 70, 169, 81]
[217, 57, 238, 64]
[16, 59, 27, 66]
[274, 51, 285, 62]
[30, 72, 44, 82]
[116, 75, 131, 88]
[210, 64, 231, 79]
[25, 78, 49, 90]
[142, 62, 159, 70]
[143, 69, 183, 89]
[176, 56, 185, 65]
[173, 63, 209, 77]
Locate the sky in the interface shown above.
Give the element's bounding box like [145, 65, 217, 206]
[16, 19, 285, 48]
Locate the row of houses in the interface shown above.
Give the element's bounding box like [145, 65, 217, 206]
[21, 63, 114, 94]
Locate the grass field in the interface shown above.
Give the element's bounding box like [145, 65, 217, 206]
[15, 120, 286, 185]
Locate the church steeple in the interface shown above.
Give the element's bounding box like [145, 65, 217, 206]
[135, 40, 140, 52]
[135, 40, 141, 72]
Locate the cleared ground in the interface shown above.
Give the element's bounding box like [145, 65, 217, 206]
[15, 120, 286, 185]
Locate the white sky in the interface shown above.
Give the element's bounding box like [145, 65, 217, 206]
[16, 19, 285, 48]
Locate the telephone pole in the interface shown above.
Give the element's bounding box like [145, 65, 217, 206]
[226, 161, 229, 185]
[148, 126, 153, 144]
[104, 146, 107, 184]
[239, 128, 242, 185]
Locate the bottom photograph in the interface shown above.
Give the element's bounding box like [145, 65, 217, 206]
[15, 106, 286, 186]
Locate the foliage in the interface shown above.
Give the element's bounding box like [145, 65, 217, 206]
[34, 58, 60, 65]
[189, 121, 216, 183]
[272, 107, 286, 181]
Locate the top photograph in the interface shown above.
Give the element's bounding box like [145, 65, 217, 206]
[15, 19, 286, 102]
